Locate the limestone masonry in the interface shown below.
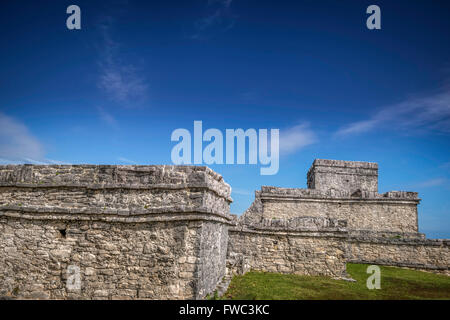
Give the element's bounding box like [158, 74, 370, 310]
[0, 160, 448, 299]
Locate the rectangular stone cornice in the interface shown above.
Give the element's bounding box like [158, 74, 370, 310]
[307, 158, 379, 193]
[0, 164, 232, 202]
[259, 186, 420, 202]
[0, 165, 234, 222]
[311, 159, 378, 170]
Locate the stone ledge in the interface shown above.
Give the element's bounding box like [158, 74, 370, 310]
[0, 204, 235, 223]
[348, 229, 426, 240]
[238, 216, 347, 232]
[0, 210, 236, 225]
[259, 186, 419, 202]
[348, 236, 450, 246]
[310, 169, 378, 177]
[0, 182, 226, 191]
[0, 165, 232, 202]
[311, 159, 378, 169]
[347, 259, 449, 271]
[229, 227, 348, 239]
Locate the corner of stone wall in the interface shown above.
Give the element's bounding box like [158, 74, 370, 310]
[346, 232, 450, 275]
[226, 212, 349, 279]
[0, 164, 235, 300]
[238, 190, 263, 226]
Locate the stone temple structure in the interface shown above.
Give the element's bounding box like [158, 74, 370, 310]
[0, 159, 448, 299]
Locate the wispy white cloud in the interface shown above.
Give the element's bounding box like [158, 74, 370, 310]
[280, 123, 317, 155]
[411, 178, 447, 188]
[232, 187, 252, 196]
[0, 158, 71, 165]
[440, 161, 450, 171]
[22, 158, 48, 165]
[0, 113, 70, 165]
[335, 86, 450, 137]
[97, 106, 117, 127]
[97, 19, 148, 106]
[0, 112, 45, 161]
[419, 215, 450, 237]
[240, 90, 259, 103]
[45, 159, 72, 165]
[0, 158, 23, 165]
[117, 157, 138, 164]
[192, 0, 236, 39]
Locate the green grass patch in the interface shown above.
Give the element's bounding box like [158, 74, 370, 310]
[221, 263, 450, 300]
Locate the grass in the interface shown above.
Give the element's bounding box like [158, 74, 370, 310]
[220, 263, 450, 300]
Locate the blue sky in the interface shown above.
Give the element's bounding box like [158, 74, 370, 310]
[1, 0, 450, 237]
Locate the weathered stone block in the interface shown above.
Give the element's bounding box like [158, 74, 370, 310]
[0, 165, 233, 300]
[307, 159, 378, 193]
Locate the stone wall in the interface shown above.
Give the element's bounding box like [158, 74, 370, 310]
[238, 159, 448, 277]
[347, 234, 450, 275]
[307, 159, 378, 193]
[258, 187, 419, 233]
[242, 159, 420, 234]
[227, 217, 349, 278]
[0, 165, 233, 299]
[196, 221, 229, 298]
[0, 159, 448, 300]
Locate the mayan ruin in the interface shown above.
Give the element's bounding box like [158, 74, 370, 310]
[0, 159, 447, 300]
